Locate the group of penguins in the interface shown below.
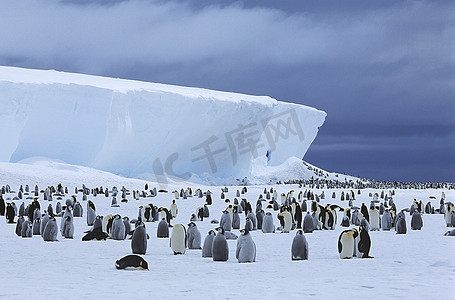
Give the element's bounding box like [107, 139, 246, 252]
[1, 182, 454, 271]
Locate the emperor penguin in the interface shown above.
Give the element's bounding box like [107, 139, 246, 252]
[116, 255, 149, 270]
[197, 207, 205, 221]
[445, 203, 454, 227]
[40, 212, 50, 237]
[62, 216, 75, 239]
[244, 217, 253, 232]
[56, 202, 62, 215]
[187, 222, 202, 249]
[170, 200, 178, 218]
[157, 218, 169, 238]
[294, 204, 302, 229]
[0, 196, 5, 216]
[236, 229, 256, 263]
[247, 211, 257, 230]
[32, 218, 41, 235]
[369, 206, 380, 231]
[410, 211, 423, 230]
[6, 203, 15, 223]
[123, 217, 131, 238]
[261, 212, 275, 233]
[340, 211, 350, 226]
[395, 212, 407, 234]
[203, 204, 210, 218]
[358, 225, 373, 258]
[21, 220, 32, 238]
[338, 229, 358, 259]
[93, 215, 103, 231]
[291, 229, 309, 260]
[302, 212, 314, 233]
[42, 216, 58, 241]
[381, 209, 392, 231]
[18, 202, 25, 217]
[220, 211, 232, 232]
[60, 207, 73, 235]
[132, 221, 147, 255]
[111, 214, 126, 240]
[256, 209, 265, 230]
[360, 203, 369, 222]
[202, 230, 216, 258]
[73, 202, 83, 217]
[170, 224, 187, 255]
[102, 214, 114, 234]
[279, 210, 292, 233]
[212, 227, 229, 262]
[16, 216, 25, 236]
[232, 206, 241, 230]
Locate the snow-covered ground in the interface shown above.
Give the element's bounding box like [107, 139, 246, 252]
[0, 161, 453, 299]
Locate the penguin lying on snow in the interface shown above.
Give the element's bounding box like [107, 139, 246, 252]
[116, 255, 149, 270]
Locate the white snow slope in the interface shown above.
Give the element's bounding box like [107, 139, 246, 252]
[0, 66, 326, 182]
[0, 162, 454, 299]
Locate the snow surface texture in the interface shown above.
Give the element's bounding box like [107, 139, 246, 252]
[0, 162, 454, 299]
[0, 66, 326, 184]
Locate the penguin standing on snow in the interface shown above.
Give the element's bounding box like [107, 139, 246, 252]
[212, 227, 229, 261]
[338, 229, 358, 259]
[6, 203, 15, 223]
[358, 225, 373, 258]
[202, 230, 216, 258]
[261, 212, 275, 233]
[42, 216, 58, 242]
[381, 209, 392, 231]
[411, 211, 423, 230]
[111, 214, 126, 240]
[291, 229, 309, 260]
[302, 212, 314, 233]
[396, 212, 407, 234]
[170, 224, 187, 255]
[360, 203, 369, 223]
[132, 221, 147, 254]
[219, 211, 232, 232]
[232, 206, 241, 230]
[236, 229, 256, 263]
[21, 220, 32, 238]
[187, 222, 202, 249]
[62, 216, 75, 239]
[157, 218, 169, 238]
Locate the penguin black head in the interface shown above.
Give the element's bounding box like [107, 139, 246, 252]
[139, 259, 149, 270]
[188, 222, 196, 227]
[296, 229, 303, 235]
[208, 230, 216, 236]
[216, 227, 225, 235]
[240, 228, 250, 235]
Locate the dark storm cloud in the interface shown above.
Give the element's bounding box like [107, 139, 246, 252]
[0, 0, 454, 181]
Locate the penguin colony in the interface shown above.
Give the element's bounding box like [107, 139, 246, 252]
[0, 180, 454, 270]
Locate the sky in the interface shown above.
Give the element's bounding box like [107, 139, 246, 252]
[0, 0, 454, 182]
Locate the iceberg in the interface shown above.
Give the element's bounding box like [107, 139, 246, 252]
[0, 66, 326, 181]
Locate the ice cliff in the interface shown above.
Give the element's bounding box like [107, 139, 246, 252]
[0, 66, 326, 182]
